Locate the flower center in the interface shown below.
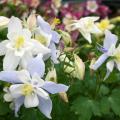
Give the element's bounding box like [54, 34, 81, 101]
[15, 36, 25, 49]
[35, 34, 48, 46]
[22, 84, 33, 95]
[114, 53, 120, 62]
[98, 20, 109, 31]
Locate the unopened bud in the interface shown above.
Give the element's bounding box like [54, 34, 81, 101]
[59, 92, 69, 103]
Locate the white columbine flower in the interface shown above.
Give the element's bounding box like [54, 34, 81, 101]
[0, 16, 50, 70]
[0, 55, 69, 119]
[36, 16, 61, 63]
[91, 30, 120, 79]
[66, 17, 101, 43]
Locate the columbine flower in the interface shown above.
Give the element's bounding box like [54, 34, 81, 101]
[0, 54, 69, 119]
[96, 18, 114, 32]
[0, 16, 50, 70]
[86, 0, 98, 13]
[91, 30, 120, 79]
[0, 16, 9, 29]
[66, 17, 101, 43]
[35, 15, 61, 63]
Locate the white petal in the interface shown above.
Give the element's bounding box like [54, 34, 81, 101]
[10, 84, 23, 99]
[14, 49, 25, 57]
[104, 60, 114, 80]
[22, 29, 31, 41]
[32, 73, 45, 86]
[0, 40, 8, 56]
[106, 60, 114, 72]
[107, 44, 116, 56]
[8, 16, 22, 33]
[32, 39, 51, 55]
[116, 62, 120, 71]
[3, 50, 20, 70]
[104, 30, 118, 50]
[20, 52, 33, 69]
[24, 93, 39, 108]
[14, 96, 24, 117]
[38, 96, 52, 119]
[27, 54, 45, 77]
[17, 70, 31, 84]
[91, 53, 108, 70]
[36, 88, 49, 99]
[80, 30, 92, 43]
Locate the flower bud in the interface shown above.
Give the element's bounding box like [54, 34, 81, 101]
[59, 30, 72, 46]
[0, 16, 9, 29]
[59, 92, 69, 103]
[89, 58, 96, 75]
[73, 54, 85, 80]
[27, 13, 37, 30]
[45, 68, 57, 83]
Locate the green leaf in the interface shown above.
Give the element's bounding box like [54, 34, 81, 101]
[100, 97, 110, 114]
[71, 97, 92, 120]
[0, 100, 10, 115]
[71, 96, 101, 120]
[108, 89, 120, 117]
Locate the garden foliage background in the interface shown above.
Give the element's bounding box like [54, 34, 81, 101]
[0, 0, 120, 120]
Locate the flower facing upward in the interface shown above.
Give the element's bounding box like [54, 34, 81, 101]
[0, 54, 69, 119]
[0, 16, 51, 70]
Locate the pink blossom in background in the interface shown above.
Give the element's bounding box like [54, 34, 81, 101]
[22, 0, 40, 8]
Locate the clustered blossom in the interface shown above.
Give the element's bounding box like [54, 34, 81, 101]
[0, 15, 69, 119]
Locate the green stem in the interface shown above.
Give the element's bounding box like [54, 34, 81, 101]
[94, 70, 102, 99]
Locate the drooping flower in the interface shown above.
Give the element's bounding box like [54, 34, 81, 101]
[91, 30, 120, 79]
[0, 16, 50, 70]
[66, 17, 101, 43]
[0, 54, 69, 119]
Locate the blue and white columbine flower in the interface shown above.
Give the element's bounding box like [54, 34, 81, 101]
[91, 30, 120, 79]
[0, 54, 69, 119]
[35, 15, 61, 63]
[0, 16, 51, 70]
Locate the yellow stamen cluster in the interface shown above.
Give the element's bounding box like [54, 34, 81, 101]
[97, 19, 110, 31]
[15, 36, 25, 49]
[51, 18, 61, 29]
[53, 18, 61, 25]
[114, 53, 120, 62]
[22, 84, 33, 96]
